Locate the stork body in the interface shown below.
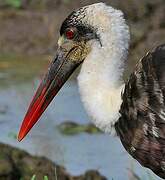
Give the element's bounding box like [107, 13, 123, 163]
[116, 46, 165, 178]
[18, 3, 165, 178]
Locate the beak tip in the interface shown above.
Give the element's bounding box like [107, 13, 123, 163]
[17, 131, 25, 142]
[17, 137, 22, 142]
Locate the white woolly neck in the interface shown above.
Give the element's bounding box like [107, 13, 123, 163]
[77, 3, 130, 134]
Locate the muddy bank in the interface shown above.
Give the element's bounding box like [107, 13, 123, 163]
[0, 143, 106, 180]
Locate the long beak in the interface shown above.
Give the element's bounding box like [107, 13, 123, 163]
[18, 46, 81, 141]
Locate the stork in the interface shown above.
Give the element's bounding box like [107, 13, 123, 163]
[18, 3, 165, 178]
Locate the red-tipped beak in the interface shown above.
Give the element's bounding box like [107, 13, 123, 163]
[18, 46, 81, 141]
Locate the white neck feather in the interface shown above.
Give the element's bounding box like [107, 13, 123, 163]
[77, 3, 130, 134]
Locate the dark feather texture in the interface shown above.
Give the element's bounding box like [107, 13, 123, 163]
[115, 44, 165, 178]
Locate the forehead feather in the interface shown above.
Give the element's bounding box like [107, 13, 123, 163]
[60, 3, 107, 35]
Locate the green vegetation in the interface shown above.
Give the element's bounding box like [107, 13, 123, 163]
[31, 175, 36, 180]
[57, 122, 102, 135]
[44, 175, 49, 180]
[0, 53, 49, 89]
[30, 175, 49, 180]
[5, 0, 22, 8]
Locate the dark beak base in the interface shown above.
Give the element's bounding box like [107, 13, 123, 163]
[18, 47, 81, 141]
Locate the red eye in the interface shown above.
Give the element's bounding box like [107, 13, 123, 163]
[65, 29, 75, 40]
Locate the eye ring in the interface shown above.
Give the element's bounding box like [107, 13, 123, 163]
[65, 28, 76, 40]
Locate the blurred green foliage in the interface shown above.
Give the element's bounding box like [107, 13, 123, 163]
[57, 122, 102, 135]
[31, 175, 49, 180]
[5, 0, 21, 8]
[30, 175, 36, 180]
[44, 176, 49, 180]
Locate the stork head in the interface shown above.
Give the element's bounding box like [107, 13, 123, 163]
[18, 3, 129, 141]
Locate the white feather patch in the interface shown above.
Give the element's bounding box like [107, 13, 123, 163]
[77, 3, 130, 134]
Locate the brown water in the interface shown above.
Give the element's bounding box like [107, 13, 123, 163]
[0, 54, 161, 179]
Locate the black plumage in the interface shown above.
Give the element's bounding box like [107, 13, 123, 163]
[60, 8, 100, 43]
[115, 44, 165, 178]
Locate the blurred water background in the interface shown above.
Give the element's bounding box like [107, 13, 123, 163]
[0, 0, 164, 179]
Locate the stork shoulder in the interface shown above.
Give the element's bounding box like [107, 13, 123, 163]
[116, 44, 165, 179]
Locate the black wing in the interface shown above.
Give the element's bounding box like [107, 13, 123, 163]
[115, 44, 165, 178]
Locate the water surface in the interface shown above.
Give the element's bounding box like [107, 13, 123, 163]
[0, 54, 161, 179]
